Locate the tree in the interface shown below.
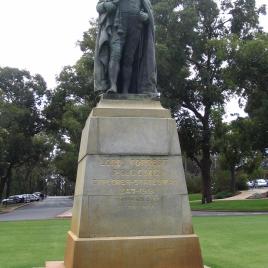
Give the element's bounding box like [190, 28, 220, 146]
[0, 67, 48, 199]
[152, 0, 266, 203]
[44, 20, 99, 187]
[216, 118, 258, 193]
[10, 133, 54, 195]
[228, 33, 268, 153]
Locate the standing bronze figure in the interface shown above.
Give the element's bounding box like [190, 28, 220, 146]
[94, 0, 157, 94]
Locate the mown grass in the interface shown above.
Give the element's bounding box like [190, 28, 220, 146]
[188, 193, 202, 201]
[191, 199, 268, 211]
[193, 215, 268, 268]
[0, 216, 268, 268]
[0, 219, 70, 268]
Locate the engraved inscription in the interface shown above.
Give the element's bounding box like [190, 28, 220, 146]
[100, 159, 123, 167]
[92, 179, 177, 186]
[91, 157, 179, 210]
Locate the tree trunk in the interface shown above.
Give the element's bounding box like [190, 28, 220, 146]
[6, 173, 12, 198]
[201, 156, 213, 204]
[230, 166, 236, 193]
[0, 165, 12, 199]
[0, 177, 6, 200]
[24, 166, 32, 193]
[201, 114, 213, 204]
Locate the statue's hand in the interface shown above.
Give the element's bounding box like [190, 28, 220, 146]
[104, 2, 116, 13]
[140, 11, 149, 22]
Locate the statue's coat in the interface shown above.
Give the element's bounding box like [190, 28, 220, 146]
[94, 0, 157, 94]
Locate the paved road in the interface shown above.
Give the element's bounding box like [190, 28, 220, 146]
[1, 196, 268, 221]
[192, 211, 268, 217]
[0, 196, 73, 222]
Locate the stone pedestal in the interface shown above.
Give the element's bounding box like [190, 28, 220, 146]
[47, 95, 204, 268]
[46, 261, 65, 268]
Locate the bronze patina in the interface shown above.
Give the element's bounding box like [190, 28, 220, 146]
[94, 0, 157, 94]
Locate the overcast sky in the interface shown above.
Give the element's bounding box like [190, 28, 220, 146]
[0, 0, 267, 118]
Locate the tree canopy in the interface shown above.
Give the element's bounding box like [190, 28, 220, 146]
[0, 1, 267, 201]
[152, 0, 266, 202]
[43, 20, 99, 185]
[0, 67, 51, 199]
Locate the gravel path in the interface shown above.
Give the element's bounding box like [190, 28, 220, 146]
[222, 189, 268, 200]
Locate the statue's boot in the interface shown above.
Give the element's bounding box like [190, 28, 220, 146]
[107, 87, 118, 94]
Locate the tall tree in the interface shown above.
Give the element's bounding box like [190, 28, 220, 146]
[0, 67, 48, 199]
[216, 118, 258, 193]
[152, 0, 265, 203]
[228, 33, 268, 153]
[44, 20, 99, 186]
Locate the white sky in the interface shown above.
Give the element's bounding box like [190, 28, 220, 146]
[0, 0, 267, 118]
[0, 0, 97, 89]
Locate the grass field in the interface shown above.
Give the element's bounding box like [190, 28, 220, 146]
[0, 216, 268, 268]
[188, 193, 202, 201]
[191, 199, 268, 211]
[193, 215, 268, 268]
[0, 219, 70, 268]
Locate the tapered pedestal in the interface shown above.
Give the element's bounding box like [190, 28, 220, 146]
[46, 95, 204, 268]
[64, 232, 203, 268]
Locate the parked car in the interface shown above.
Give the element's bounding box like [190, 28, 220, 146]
[255, 179, 267, 187]
[14, 195, 25, 203]
[29, 194, 37, 202]
[1, 196, 21, 205]
[9, 196, 21, 203]
[33, 192, 45, 200]
[22, 194, 31, 203]
[32, 194, 40, 201]
[247, 180, 254, 188]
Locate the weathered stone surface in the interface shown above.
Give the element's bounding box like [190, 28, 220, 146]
[46, 98, 203, 268]
[46, 261, 65, 268]
[71, 193, 191, 238]
[92, 96, 171, 118]
[78, 99, 181, 161]
[64, 232, 203, 268]
[75, 155, 188, 196]
[71, 154, 192, 238]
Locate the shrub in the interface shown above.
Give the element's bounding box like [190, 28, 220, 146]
[214, 191, 233, 199]
[236, 175, 248, 191]
[212, 170, 230, 194]
[186, 175, 202, 193]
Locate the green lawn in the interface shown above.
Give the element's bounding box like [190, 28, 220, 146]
[193, 216, 268, 268]
[188, 193, 202, 201]
[0, 217, 268, 268]
[0, 219, 70, 268]
[191, 199, 268, 211]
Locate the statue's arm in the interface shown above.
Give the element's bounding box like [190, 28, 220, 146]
[140, 0, 150, 22]
[140, 10, 149, 22]
[97, 0, 117, 14]
[96, 0, 106, 14]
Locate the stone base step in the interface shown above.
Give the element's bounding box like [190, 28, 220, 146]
[46, 261, 210, 268]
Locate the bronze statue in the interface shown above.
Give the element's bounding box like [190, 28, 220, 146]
[94, 0, 157, 94]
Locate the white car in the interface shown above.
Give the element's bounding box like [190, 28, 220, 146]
[255, 179, 267, 187]
[247, 181, 254, 187]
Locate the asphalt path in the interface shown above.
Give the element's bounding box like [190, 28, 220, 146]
[192, 211, 268, 217]
[0, 196, 73, 222]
